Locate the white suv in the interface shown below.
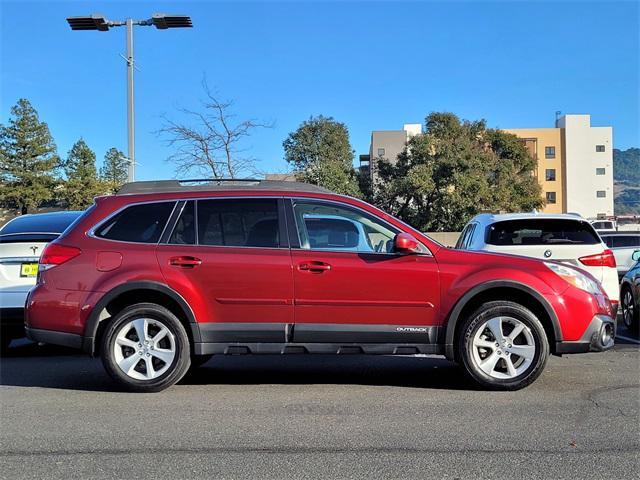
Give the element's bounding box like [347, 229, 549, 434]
[456, 213, 619, 306]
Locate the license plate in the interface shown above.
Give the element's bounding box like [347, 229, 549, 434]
[20, 263, 38, 277]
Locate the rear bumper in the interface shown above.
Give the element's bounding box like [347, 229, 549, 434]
[555, 314, 616, 354]
[25, 326, 83, 349]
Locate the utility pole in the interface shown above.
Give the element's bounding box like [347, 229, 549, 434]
[67, 13, 193, 182]
[126, 19, 135, 182]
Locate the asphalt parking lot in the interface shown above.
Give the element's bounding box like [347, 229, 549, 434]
[1, 328, 638, 479]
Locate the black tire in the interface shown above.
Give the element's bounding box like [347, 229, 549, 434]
[458, 301, 549, 391]
[190, 354, 213, 369]
[100, 303, 191, 392]
[620, 286, 639, 334]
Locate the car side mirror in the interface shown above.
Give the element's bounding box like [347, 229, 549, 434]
[632, 250, 640, 262]
[394, 233, 421, 254]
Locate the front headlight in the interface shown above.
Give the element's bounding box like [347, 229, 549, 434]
[544, 262, 602, 295]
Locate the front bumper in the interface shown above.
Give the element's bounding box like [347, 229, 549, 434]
[555, 314, 616, 354]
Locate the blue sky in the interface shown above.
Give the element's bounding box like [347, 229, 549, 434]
[1, 0, 638, 181]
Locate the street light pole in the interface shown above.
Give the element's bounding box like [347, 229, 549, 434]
[66, 13, 193, 183]
[126, 19, 135, 182]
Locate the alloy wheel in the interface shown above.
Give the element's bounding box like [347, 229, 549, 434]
[471, 316, 536, 379]
[622, 290, 634, 328]
[113, 317, 176, 381]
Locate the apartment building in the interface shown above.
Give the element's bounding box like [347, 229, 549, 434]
[360, 115, 614, 218]
[506, 114, 614, 218]
[359, 123, 422, 182]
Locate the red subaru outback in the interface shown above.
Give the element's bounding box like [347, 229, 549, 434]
[25, 180, 616, 392]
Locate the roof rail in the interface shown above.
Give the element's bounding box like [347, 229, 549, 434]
[116, 178, 332, 195]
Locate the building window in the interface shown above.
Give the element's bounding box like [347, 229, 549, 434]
[596, 191, 606, 198]
[596, 145, 605, 152]
[545, 146, 555, 159]
[596, 168, 606, 175]
[377, 148, 385, 157]
[545, 169, 556, 181]
[546, 192, 557, 204]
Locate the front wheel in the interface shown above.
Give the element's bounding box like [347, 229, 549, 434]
[100, 303, 191, 392]
[459, 301, 549, 390]
[621, 287, 639, 333]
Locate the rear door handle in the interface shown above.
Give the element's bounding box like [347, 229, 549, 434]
[169, 256, 202, 268]
[298, 261, 331, 273]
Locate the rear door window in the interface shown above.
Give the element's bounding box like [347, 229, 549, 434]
[197, 199, 280, 248]
[486, 219, 600, 246]
[95, 202, 176, 243]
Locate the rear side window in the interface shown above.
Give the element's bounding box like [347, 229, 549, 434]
[95, 202, 175, 243]
[486, 219, 600, 246]
[608, 235, 640, 248]
[197, 199, 279, 248]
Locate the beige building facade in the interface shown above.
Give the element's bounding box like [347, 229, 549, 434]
[503, 127, 564, 214]
[507, 114, 614, 218]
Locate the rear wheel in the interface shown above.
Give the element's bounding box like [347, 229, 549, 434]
[459, 301, 549, 390]
[100, 303, 191, 392]
[621, 287, 639, 333]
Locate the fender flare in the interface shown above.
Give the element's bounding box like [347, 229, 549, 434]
[443, 280, 562, 360]
[81, 281, 199, 354]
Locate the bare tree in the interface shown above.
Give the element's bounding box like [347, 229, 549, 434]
[159, 80, 272, 179]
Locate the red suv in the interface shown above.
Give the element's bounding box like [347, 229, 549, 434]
[25, 180, 616, 392]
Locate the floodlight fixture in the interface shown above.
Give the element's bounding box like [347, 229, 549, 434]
[66, 14, 111, 31]
[151, 14, 193, 30]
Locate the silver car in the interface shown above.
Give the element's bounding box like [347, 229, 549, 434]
[599, 232, 640, 279]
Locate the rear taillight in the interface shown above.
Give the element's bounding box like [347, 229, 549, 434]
[579, 249, 616, 268]
[39, 243, 81, 270]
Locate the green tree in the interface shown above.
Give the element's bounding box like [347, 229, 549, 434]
[375, 112, 544, 231]
[100, 147, 129, 193]
[63, 138, 105, 209]
[283, 115, 361, 197]
[0, 99, 60, 214]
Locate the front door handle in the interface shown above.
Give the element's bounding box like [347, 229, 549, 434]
[298, 261, 331, 273]
[169, 256, 202, 268]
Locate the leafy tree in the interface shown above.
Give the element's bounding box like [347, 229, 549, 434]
[283, 115, 361, 197]
[63, 138, 105, 209]
[101, 147, 129, 193]
[375, 112, 544, 231]
[0, 99, 60, 214]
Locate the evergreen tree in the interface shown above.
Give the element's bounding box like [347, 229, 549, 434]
[283, 115, 361, 197]
[100, 147, 129, 193]
[0, 99, 60, 214]
[64, 138, 105, 209]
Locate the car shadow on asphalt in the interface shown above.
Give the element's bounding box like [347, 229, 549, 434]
[0, 341, 476, 392]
